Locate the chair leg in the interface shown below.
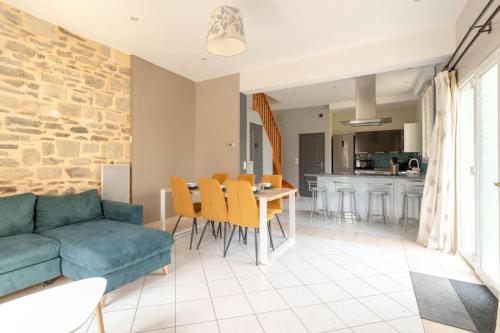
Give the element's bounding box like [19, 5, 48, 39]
[217, 222, 222, 238]
[96, 300, 105, 333]
[172, 216, 182, 235]
[254, 228, 259, 266]
[211, 221, 216, 238]
[224, 225, 237, 257]
[189, 219, 196, 250]
[275, 215, 286, 238]
[223, 222, 227, 256]
[268, 220, 275, 251]
[196, 220, 210, 249]
[244, 227, 248, 245]
[194, 218, 198, 234]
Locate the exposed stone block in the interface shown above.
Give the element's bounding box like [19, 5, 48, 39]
[107, 142, 123, 159]
[37, 167, 62, 179]
[5, 40, 36, 57]
[22, 148, 40, 166]
[65, 167, 92, 178]
[56, 140, 80, 157]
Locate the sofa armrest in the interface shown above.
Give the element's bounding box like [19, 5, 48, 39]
[102, 200, 143, 225]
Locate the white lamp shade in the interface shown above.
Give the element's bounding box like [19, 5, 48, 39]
[404, 123, 422, 152]
[207, 6, 246, 56]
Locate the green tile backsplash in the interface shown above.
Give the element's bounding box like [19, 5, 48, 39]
[356, 152, 428, 172]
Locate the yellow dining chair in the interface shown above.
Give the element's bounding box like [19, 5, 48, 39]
[197, 178, 228, 249]
[260, 174, 286, 239]
[169, 176, 201, 250]
[212, 173, 229, 185]
[225, 180, 275, 265]
[237, 173, 256, 185]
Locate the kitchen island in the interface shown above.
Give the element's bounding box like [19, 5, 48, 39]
[307, 173, 426, 225]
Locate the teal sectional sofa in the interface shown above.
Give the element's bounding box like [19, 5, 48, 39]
[0, 189, 174, 297]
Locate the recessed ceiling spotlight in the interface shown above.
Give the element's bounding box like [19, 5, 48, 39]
[201, 57, 207, 61]
[130, 16, 139, 21]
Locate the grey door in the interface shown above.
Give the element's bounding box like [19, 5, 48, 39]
[299, 133, 325, 197]
[250, 123, 263, 182]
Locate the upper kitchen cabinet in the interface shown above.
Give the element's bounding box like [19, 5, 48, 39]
[355, 130, 403, 154]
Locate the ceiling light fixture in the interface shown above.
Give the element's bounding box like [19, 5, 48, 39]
[206, 5, 246, 56]
[130, 16, 139, 21]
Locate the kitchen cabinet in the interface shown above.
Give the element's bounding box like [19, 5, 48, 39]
[355, 130, 403, 154]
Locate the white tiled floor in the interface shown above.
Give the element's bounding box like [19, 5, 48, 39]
[1, 197, 483, 333]
[75, 227, 427, 333]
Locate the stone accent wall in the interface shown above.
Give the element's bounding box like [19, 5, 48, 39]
[0, 2, 131, 195]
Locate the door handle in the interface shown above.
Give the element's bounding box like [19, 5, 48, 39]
[495, 182, 500, 188]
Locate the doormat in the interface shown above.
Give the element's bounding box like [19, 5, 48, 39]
[410, 271, 497, 333]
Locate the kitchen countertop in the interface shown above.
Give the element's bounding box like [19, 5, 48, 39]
[306, 173, 426, 180]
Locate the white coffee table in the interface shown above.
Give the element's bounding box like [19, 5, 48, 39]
[0, 277, 107, 333]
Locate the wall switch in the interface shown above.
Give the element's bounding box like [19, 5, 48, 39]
[294, 157, 299, 165]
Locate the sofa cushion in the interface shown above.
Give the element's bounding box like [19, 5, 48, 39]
[0, 193, 36, 238]
[0, 233, 60, 274]
[35, 189, 103, 233]
[40, 219, 174, 275]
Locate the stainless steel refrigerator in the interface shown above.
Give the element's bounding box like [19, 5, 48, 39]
[332, 134, 354, 174]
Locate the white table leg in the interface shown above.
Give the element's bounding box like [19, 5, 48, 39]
[258, 198, 268, 264]
[288, 193, 296, 240]
[160, 189, 166, 231]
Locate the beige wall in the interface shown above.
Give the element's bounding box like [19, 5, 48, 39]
[274, 106, 332, 188]
[195, 74, 240, 179]
[131, 56, 196, 223]
[0, 2, 131, 196]
[455, 0, 500, 80]
[331, 104, 418, 135]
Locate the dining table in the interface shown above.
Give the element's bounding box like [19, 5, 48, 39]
[160, 186, 297, 264]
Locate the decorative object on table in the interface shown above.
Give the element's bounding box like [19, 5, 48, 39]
[0, 277, 107, 333]
[206, 5, 246, 56]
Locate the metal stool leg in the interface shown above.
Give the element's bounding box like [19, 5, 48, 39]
[382, 195, 389, 226]
[322, 190, 328, 219]
[353, 192, 360, 221]
[368, 193, 373, 224]
[404, 195, 409, 231]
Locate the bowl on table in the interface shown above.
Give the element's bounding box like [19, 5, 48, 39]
[261, 182, 272, 189]
[187, 182, 197, 189]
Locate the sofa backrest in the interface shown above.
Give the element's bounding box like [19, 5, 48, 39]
[35, 189, 103, 233]
[0, 193, 37, 238]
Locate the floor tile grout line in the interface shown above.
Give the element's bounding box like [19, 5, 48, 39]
[128, 275, 147, 333]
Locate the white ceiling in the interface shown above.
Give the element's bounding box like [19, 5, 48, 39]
[4, 0, 466, 82]
[266, 65, 436, 111]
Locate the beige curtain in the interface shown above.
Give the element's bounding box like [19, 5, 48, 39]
[417, 71, 458, 253]
[421, 83, 434, 161]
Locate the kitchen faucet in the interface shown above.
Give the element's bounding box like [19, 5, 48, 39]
[408, 158, 420, 171]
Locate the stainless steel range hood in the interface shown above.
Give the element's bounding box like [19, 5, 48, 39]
[349, 75, 387, 127]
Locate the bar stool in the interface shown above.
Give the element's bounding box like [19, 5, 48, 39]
[400, 185, 424, 231]
[367, 183, 392, 226]
[308, 180, 328, 219]
[334, 181, 359, 222]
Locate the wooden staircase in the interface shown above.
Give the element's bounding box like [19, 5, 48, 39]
[252, 93, 296, 190]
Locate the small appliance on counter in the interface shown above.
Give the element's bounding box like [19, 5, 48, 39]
[390, 157, 399, 175]
[355, 159, 374, 170]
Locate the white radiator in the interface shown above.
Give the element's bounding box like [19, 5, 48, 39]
[101, 164, 130, 203]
